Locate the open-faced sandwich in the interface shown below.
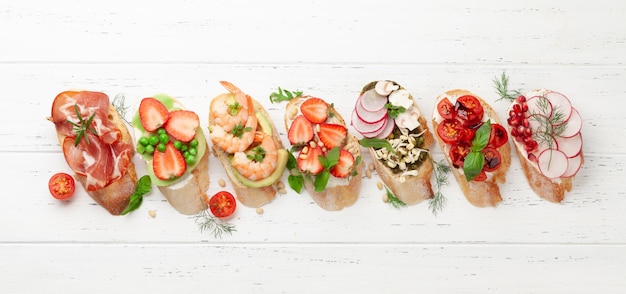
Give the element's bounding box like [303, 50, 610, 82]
[208, 81, 288, 208]
[276, 89, 364, 211]
[351, 80, 435, 206]
[505, 90, 583, 203]
[432, 89, 511, 207]
[49, 91, 137, 215]
[132, 94, 209, 215]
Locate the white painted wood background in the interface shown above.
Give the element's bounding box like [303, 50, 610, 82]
[1, 0, 625, 293]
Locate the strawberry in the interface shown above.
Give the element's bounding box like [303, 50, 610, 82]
[164, 110, 199, 142]
[152, 142, 186, 180]
[330, 149, 355, 178]
[288, 115, 314, 145]
[300, 97, 329, 124]
[297, 145, 324, 175]
[317, 123, 347, 149]
[139, 97, 169, 132]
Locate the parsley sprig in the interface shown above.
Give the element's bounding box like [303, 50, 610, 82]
[269, 87, 303, 103]
[385, 103, 406, 119]
[67, 104, 98, 146]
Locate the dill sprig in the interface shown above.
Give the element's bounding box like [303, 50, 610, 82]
[429, 158, 451, 216]
[493, 72, 522, 102]
[385, 187, 407, 209]
[66, 104, 98, 146]
[529, 96, 568, 148]
[112, 94, 132, 125]
[193, 210, 236, 239]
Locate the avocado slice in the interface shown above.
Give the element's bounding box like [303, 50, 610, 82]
[256, 110, 273, 136]
[232, 149, 288, 188]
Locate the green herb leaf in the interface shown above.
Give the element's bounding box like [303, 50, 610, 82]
[121, 175, 152, 215]
[269, 87, 303, 103]
[493, 71, 522, 102]
[385, 187, 407, 209]
[193, 210, 236, 239]
[320, 147, 340, 169]
[67, 104, 98, 146]
[113, 94, 132, 125]
[359, 138, 393, 152]
[350, 155, 362, 177]
[463, 151, 485, 182]
[228, 102, 242, 116]
[314, 170, 331, 192]
[429, 159, 450, 215]
[470, 119, 491, 152]
[286, 152, 298, 170]
[385, 103, 406, 119]
[288, 174, 304, 193]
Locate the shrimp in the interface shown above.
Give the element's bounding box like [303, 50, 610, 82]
[210, 81, 260, 153]
[231, 133, 278, 181]
[210, 81, 250, 132]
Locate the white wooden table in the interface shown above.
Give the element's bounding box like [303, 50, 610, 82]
[2, 1, 625, 292]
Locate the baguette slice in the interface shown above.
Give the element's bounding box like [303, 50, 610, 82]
[132, 95, 209, 215]
[49, 91, 137, 215]
[354, 81, 434, 205]
[209, 82, 287, 208]
[432, 89, 511, 207]
[507, 89, 584, 203]
[285, 96, 364, 211]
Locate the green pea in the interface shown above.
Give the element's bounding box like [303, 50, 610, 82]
[157, 128, 166, 135]
[159, 133, 169, 144]
[185, 155, 195, 165]
[181, 144, 188, 152]
[157, 143, 166, 152]
[189, 147, 197, 156]
[173, 140, 182, 150]
[183, 150, 190, 159]
[136, 144, 146, 154]
[148, 135, 159, 146]
[145, 144, 155, 154]
[138, 137, 149, 146]
[190, 138, 198, 148]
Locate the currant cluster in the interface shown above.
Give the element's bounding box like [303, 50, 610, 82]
[507, 95, 538, 152]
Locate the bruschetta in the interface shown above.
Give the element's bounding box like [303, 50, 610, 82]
[132, 94, 209, 215]
[505, 89, 583, 203]
[208, 81, 288, 208]
[432, 89, 511, 207]
[281, 91, 364, 211]
[49, 91, 137, 215]
[351, 80, 435, 205]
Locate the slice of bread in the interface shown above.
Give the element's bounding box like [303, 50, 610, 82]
[432, 89, 511, 207]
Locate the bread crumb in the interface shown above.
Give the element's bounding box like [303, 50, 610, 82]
[377, 182, 383, 190]
[256, 207, 264, 215]
[218, 178, 226, 187]
[148, 210, 156, 218]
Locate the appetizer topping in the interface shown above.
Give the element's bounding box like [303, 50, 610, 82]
[121, 175, 152, 215]
[139, 97, 169, 132]
[388, 89, 413, 110]
[48, 172, 75, 200]
[372, 127, 428, 176]
[297, 145, 324, 175]
[207, 191, 237, 218]
[164, 110, 200, 142]
[317, 123, 347, 149]
[152, 142, 186, 180]
[67, 104, 98, 146]
[300, 97, 329, 123]
[288, 115, 314, 145]
[374, 80, 399, 96]
[329, 149, 355, 178]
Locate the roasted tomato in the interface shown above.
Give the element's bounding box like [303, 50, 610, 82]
[437, 97, 456, 120]
[208, 191, 237, 218]
[454, 95, 484, 127]
[482, 147, 502, 172]
[488, 123, 508, 148]
[48, 172, 75, 200]
[436, 119, 463, 144]
[449, 143, 471, 168]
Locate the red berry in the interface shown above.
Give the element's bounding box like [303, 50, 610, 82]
[513, 104, 521, 113]
[300, 97, 329, 124]
[317, 123, 347, 149]
[164, 110, 200, 142]
[330, 149, 355, 178]
[288, 115, 314, 145]
[516, 95, 526, 103]
[139, 97, 169, 132]
[521, 102, 529, 112]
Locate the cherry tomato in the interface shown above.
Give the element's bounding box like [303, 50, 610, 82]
[437, 97, 456, 120]
[473, 170, 487, 181]
[436, 119, 463, 144]
[488, 123, 508, 149]
[454, 95, 484, 127]
[482, 147, 502, 172]
[458, 127, 477, 145]
[48, 173, 75, 200]
[449, 143, 470, 168]
[208, 191, 237, 218]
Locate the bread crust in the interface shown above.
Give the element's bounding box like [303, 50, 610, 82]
[285, 96, 363, 211]
[432, 89, 511, 207]
[210, 96, 285, 208]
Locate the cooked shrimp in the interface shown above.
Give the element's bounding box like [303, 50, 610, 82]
[211, 92, 258, 153]
[231, 133, 278, 181]
[210, 81, 251, 132]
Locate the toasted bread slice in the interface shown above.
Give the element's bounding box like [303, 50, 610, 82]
[285, 96, 364, 211]
[355, 81, 434, 205]
[432, 89, 511, 207]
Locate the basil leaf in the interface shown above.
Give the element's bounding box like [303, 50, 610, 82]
[314, 170, 330, 192]
[320, 147, 340, 169]
[286, 152, 298, 170]
[121, 192, 143, 215]
[359, 138, 393, 152]
[463, 151, 485, 182]
[471, 119, 491, 152]
[288, 174, 304, 193]
[135, 175, 152, 195]
[121, 175, 152, 215]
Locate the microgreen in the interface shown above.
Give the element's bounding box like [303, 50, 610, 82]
[67, 104, 98, 146]
[121, 175, 152, 215]
[247, 146, 266, 162]
[385, 103, 406, 119]
[230, 123, 252, 138]
[493, 71, 522, 102]
[463, 120, 491, 181]
[228, 101, 242, 116]
[269, 87, 303, 103]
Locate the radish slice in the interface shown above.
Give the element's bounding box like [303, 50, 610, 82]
[526, 96, 552, 117]
[545, 91, 573, 124]
[355, 95, 387, 123]
[556, 132, 582, 158]
[351, 109, 386, 136]
[559, 108, 582, 138]
[561, 153, 583, 178]
[360, 89, 388, 112]
[537, 149, 569, 179]
[375, 116, 395, 139]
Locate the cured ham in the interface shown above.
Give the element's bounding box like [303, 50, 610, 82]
[50, 91, 133, 191]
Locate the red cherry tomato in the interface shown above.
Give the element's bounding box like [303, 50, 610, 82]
[208, 191, 237, 218]
[437, 97, 456, 120]
[455, 95, 484, 127]
[449, 143, 471, 168]
[48, 173, 75, 200]
[436, 119, 463, 144]
[482, 147, 502, 172]
[488, 123, 508, 149]
[473, 170, 487, 181]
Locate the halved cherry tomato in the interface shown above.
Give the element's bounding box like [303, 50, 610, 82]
[436, 119, 463, 144]
[208, 191, 237, 218]
[482, 147, 502, 172]
[449, 143, 470, 168]
[473, 170, 487, 181]
[458, 127, 477, 145]
[488, 123, 508, 149]
[454, 95, 484, 128]
[48, 172, 75, 200]
[437, 97, 456, 120]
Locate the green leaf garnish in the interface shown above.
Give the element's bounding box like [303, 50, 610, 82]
[112, 94, 132, 125]
[470, 120, 491, 152]
[463, 120, 491, 181]
[358, 138, 393, 152]
[286, 152, 303, 193]
[193, 210, 236, 239]
[429, 159, 450, 215]
[228, 101, 242, 116]
[121, 175, 152, 215]
[385, 187, 407, 209]
[230, 123, 252, 138]
[385, 103, 406, 119]
[67, 104, 98, 146]
[314, 170, 331, 192]
[493, 71, 522, 102]
[247, 146, 266, 162]
[269, 87, 303, 103]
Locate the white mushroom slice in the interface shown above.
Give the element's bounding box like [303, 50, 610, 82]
[375, 80, 399, 96]
[394, 106, 421, 130]
[388, 89, 413, 109]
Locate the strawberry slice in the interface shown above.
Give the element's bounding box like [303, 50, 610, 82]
[164, 110, 199, 142]
[300, 97, 329, 124]
[330, 149, 355, 178]
[288, 115, 314, 145]
[317, 123, 347, 149]
[297, 146, 324, 175]
[139, 97, 169, 132]
[152, 142, 186, 180]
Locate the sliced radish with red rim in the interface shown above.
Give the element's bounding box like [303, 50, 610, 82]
[537, 149, 569, 179]
[355, 95, 387, 123]
[561, 153, 583, 178]
[545, 91, 573, 124]
[375, 116, 395, 139]
[351, 109, 386, 136]
[360, 89, 388, 112]
[558, 108, 582, 138]
[556, 132, 582, 158]
[526, 96, 552, 117]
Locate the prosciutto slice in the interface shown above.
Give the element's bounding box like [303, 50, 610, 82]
[51, 91, 132, 191]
